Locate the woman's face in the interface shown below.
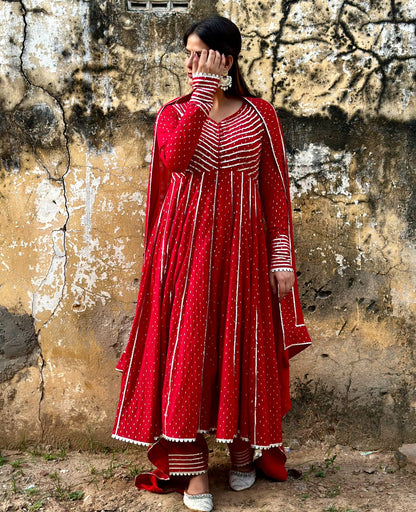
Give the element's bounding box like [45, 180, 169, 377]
[185, 33, 210, 86]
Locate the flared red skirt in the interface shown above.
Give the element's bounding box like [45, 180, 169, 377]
[113, 168, 286, 449]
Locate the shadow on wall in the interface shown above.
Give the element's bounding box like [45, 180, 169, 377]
[0, 306, 40, 383]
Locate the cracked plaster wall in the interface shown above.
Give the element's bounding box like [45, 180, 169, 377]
[0, 0, 415, 449]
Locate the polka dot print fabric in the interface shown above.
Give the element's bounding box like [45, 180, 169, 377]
[112, 90, 311, 450]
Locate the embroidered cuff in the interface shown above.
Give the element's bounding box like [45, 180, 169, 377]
[270, 235, 293, 271]
[189, 73, 220, 115]
[168, 448, 208, 476]
[229, 447, 254, 467]
[192, 72, 221, 80]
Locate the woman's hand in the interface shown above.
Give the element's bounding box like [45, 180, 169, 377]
[191, 49, 226, 77]
[269, 271, 295, 300]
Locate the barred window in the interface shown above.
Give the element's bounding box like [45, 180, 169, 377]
[127, 0, 189, 11]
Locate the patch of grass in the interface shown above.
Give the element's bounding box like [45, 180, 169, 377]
[0, 452, 8, 466]
[303, 453, 340, 480]
[48, 470, 84, 502]
[127, 464, 143, 479]
[23, 443, 70, 465]
[43, 444, 69, 461]
[49, 471, 65, 500]
[87, 430, 96, 453]
[24, 485, 39, 496]
[10, 459, 25, 469]
[101, 451, 115, 479]
[87, 429, 116, 454]
[27, 446, 43, 457]
[44, 453, 60, 461]
[20, 433, 27, 451]
[100, 451, 126, 480]
[67, 490, 84, 501]
[302, 461, 314, 480]
[11, 475, 18, 493]
[325, 454, 340, 471]
[325, 484, 341, 498]
[28, 501, 44, 512]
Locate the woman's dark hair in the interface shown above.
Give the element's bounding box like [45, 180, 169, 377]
[183, 16, 254, 98]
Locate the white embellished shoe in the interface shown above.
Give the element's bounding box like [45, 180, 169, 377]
[229, 468, 256, 491]
[183, 491, 213, 512]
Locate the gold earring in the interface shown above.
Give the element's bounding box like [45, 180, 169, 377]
[219, 70, 232, 91]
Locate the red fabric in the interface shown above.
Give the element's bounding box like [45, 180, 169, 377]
[134, 435, 287, 495]
[112, 88, 311, 449]
[135, 434, 208, 493]
[144, 94, 311, 357]
[256, 446, 288, 482]
[229, 436, 254, 468]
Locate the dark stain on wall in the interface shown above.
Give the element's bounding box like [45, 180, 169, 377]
[67, 103, 137, 150]
[0, 101, 66, 177]
[286, 355, 416, 448]
[279, 106, 352, 153]
[280, 109, 416, 234]
[404, 120, 416, 238]
[0, 109, 20, 175]
[0, 305, 40, 383]
[407, 187, 416, 239]
[13, 103, 59, 146]
[89, 0, 112, 44]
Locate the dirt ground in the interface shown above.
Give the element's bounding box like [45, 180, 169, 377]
[1, 440, 415, 512]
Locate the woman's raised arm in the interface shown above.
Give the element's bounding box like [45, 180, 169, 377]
[157, 50, 225, 172]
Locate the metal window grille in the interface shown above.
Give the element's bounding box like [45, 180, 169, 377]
[127, 0, 189, 11]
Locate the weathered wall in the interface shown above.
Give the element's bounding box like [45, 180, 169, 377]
[0, 0, 415, 449]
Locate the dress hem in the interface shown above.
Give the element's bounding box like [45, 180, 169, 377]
[170, 469, 208, 476]
[161, 433, 198, 443]
[112, 434, 152, 446]
[112, 432, 283, 450]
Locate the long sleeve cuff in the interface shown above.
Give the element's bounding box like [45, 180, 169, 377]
[189, 73, 221, 115]
[270, 235, 294, 272]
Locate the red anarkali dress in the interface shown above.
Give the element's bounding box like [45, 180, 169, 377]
[113, 74, 311, 454]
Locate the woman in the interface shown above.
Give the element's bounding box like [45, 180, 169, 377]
[113, 16, 311, 512]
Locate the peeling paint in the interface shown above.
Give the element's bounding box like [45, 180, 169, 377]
[34, 178, 65, 226]
[289, 142, 353, 198]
